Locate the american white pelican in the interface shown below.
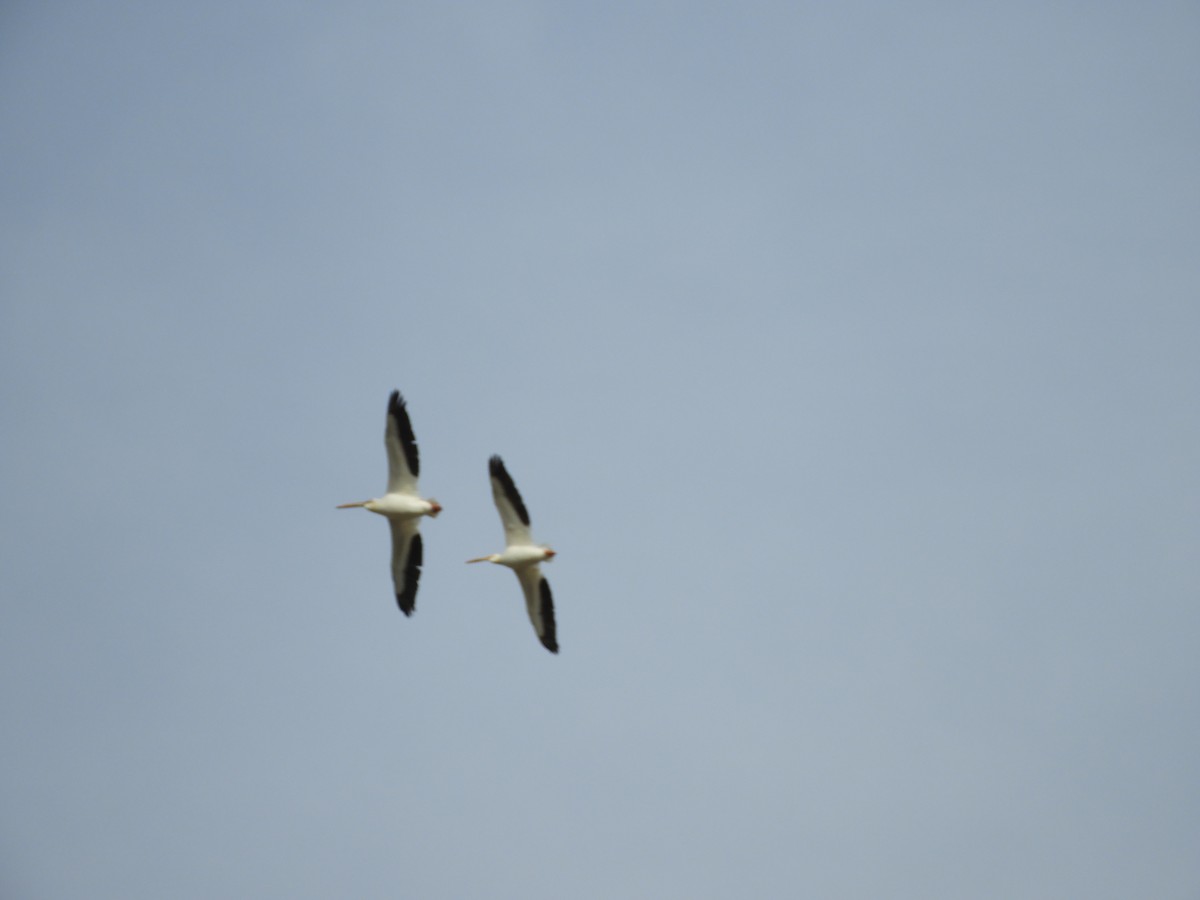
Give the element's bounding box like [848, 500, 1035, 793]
[467, 455, 558, 654]
[338, 390, 442, 616]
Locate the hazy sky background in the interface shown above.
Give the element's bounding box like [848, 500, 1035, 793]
[2, 3, 1198, 898]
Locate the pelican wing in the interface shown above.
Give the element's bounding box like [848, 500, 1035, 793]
[384, 390, 420, 495]
[488, 455, 532, 546]
[389, 519, 423, 616]
[516, 564, 558, 654]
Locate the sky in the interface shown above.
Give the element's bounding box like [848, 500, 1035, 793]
[2, 2, 1198, 897]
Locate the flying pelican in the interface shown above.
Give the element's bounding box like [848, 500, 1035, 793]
[337, 390, 442, 616]
[467, 455, 558, 653]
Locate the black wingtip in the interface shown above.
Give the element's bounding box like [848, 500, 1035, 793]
[488, 454, 531, 527]
[387, 390, 407, 422]
[388, 389, 420, 478]
[538, 577, 558, 654]
[395, 532, 422, 617]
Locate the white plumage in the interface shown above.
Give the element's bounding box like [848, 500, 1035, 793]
[337, 390, 441, 616]
[467, 455, 559, 654]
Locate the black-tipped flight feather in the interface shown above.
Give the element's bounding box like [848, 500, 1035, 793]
[518, 566, 558, 653]
[390, 526, 422, 616]
[385, 390, 420, 490]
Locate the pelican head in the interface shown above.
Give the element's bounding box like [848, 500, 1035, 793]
[428, 500, 444, 517]
[543, 547, 557, 560]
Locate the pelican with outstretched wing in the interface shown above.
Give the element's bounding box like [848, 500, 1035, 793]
[467, 455, 558, 653]
[338, 390, 442, 616]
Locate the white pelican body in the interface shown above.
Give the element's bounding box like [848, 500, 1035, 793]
[338, 390, 441, 616]
[354, 493, 435, 518]
[467, 455, 558, 654]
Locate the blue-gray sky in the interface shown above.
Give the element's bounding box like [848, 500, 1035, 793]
[2, 3, 1198, 897]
